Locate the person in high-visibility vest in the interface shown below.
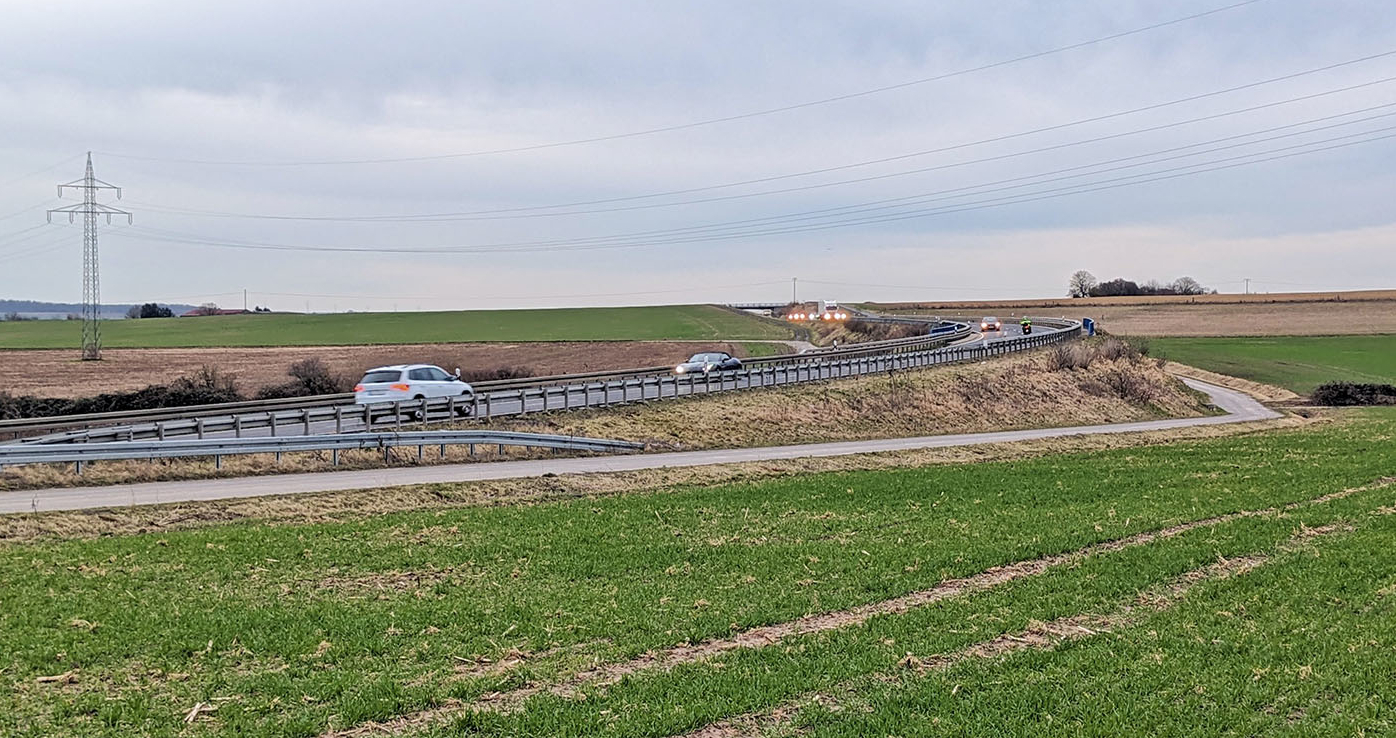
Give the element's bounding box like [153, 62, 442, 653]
[1020, 317, 1033, 334]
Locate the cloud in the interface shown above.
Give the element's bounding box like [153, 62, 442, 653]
[1, 0, 1393, 308]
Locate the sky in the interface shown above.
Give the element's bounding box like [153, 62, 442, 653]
[1, 0, 1394, 311]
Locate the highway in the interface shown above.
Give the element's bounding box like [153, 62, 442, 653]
[0, 379, 1277, 514]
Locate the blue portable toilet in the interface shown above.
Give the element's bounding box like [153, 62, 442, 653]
[1082, 318, 1096, 336]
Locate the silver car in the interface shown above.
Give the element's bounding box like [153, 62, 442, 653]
[674, 352, 742, 375]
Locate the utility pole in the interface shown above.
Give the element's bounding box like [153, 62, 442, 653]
[791, 276, 798, 305]
[243, 289, 248, 312]
[48, 153, 131, 361]
[1244, 278, 1251, 295]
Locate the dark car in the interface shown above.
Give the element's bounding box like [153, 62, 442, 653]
[674, 351, 743, 374]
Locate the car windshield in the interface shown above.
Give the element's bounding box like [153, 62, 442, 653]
[688, 353, 722, 362]
[360, 370, 402, 384]
[983, 317, 998, 322]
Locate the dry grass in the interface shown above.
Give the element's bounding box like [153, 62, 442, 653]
[0, 340, 772, 399]
[1165, 361, 1303, 403]
[470, 348, 1214, 449]
[0, 396, 1323, 544]
[0, 416, 1321, 544]
[0, 347, 1211, 494]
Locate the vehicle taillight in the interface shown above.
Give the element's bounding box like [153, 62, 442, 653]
[391, 383, 411, 391]
[353, 384, 364, 392]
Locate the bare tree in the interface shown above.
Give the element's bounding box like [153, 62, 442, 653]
[1068, 270, 1097, 298]
[125, 305, 142, 319]
[192, 302, 220, 316]
[1172, 276, 1205, 295]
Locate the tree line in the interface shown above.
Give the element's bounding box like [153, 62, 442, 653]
[1067, 271, 1211, 298]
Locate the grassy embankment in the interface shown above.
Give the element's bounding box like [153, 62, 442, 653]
[1150, 335, 1396, 393]
[0, 305, 792, 348]
[1, 344, 1212, 491]
[3, 409, 1394, 736]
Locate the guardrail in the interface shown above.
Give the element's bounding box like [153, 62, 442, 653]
[0, 430, 644, 473]
[2, 318, 972, 442]
[19, 319, 1076, 445]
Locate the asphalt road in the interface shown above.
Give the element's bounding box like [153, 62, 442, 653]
[0, 379, 1278, 514]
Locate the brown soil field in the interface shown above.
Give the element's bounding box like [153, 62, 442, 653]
[866, 289, 1396, 310]
[0, 341, 781, 399]
[869, 293, 1396, 336]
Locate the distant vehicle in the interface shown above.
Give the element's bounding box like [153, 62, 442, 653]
[354, 364, 474, 417]
[980, 316, 1003, 332]
[674, 352, 743, 374]
[1020, 318, 1033, 335]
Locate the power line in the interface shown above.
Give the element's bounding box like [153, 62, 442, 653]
[94, 0, 1268, 167]
[107, 128, 1396, 256]
[132, 97, 1396, 240]
[128, 71, 1396, 224]
[162, 123, 1396, 251]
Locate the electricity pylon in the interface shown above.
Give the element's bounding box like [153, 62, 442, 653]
[48, 152, 131, 361]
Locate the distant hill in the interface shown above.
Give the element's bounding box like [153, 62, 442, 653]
[0, 299, 196, 320]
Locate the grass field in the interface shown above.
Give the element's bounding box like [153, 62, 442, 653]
[3, 409, 1394, 737]
[1151, 335, 1396, 393]
[0, 305, 792, 349]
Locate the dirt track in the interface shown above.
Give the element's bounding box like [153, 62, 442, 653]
[0, 341, 765, 399]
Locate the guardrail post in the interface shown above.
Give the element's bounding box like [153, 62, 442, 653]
[394, 402, 402, 429]
[303, 409, 311, 435]
[335, 407, 343, 434]
[332, 449, 339, 466]
[74, 460, 83, 475]
[269, 412, 277, 437]
[418, 444, 424, 460]
[542, 387, 550, 412]
[234, 415, 242, 438]
[469, 443, 475, 457]
[215, 454, 222, 470]
[447, 395, 456, 420]
[196, 418, 205, 439]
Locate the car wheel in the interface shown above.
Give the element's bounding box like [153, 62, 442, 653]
[411, 395, 428, 422]
[456, 392, 474, 416]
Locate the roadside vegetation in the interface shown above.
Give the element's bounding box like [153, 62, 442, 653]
[0, 305, 792, 349]
[2, 409, 1393, 737]
[1150, 335, 1396, 393]
[0, 342, 1213, 491]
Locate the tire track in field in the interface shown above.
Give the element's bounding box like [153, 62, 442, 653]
[320, 479, 1391, 737]
[681, 524, 1343, 738]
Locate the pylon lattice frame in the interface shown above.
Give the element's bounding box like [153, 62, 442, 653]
[48, 152, 131, 361]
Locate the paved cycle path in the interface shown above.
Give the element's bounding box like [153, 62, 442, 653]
[0, 379, 1278, 514]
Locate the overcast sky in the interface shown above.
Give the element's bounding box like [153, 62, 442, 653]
[1, 0, 1393, 311]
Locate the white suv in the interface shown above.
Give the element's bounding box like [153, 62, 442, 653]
[354, 364, 474, 405]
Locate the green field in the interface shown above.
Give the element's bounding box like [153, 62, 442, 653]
[0, 305, 792, 348]
[1150, 334, 1396, 393]
[3, 410, 1394, 737]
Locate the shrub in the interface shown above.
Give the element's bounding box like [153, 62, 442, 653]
[461, 366, 534, 383]
[0, 366, 244, 419]
[1098, 367, 1158, 404]
[1046, 343, 1094, 371]
[1311, 382, 1396, 406]
[256, 358, 350, 399]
